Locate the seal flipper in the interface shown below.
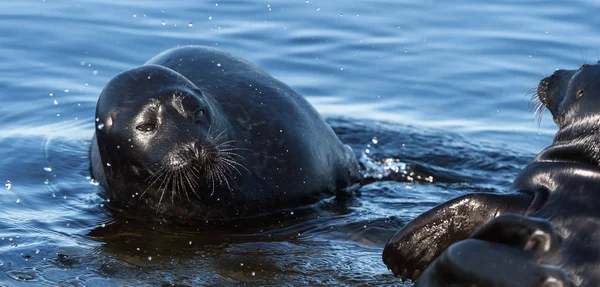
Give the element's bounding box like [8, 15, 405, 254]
[414, 239, 573, 287]
[470, 214, 561, 255]
[415, 215, 572, 287]
[382, 192, 533, 281]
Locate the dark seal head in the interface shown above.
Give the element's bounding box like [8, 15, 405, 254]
[92, 64, 239, 218]
[91, 46, 362, 224]
[382, 63, 600, 286]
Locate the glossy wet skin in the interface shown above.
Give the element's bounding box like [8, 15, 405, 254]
[93, 65, 238, 215]
[90, 46, 362, 224]
[383, 63, 600, 286]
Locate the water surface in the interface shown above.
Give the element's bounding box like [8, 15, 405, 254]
[1, 0, 600, 286]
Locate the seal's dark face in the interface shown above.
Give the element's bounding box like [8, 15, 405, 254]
[538, 62, 600, 128]
[534, 62, 600, 165]
[95, 65, 241, 212]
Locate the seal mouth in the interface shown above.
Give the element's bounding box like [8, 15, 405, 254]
[140, 139, 248, 208]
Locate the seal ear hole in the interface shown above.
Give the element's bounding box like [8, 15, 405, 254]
[136, 123, 158, 132]
[576, 88, 584, 100]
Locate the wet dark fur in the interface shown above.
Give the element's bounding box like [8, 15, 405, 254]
[90, 46, 362, 224]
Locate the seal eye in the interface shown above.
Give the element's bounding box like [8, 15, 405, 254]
[136, 123, 157, 132]
[194, 109, 207, 123]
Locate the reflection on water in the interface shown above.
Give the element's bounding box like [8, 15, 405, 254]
[1, 0, 599, 285]
[0, 118, 530, 286]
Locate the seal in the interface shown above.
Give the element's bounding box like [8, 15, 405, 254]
[90, 46, 362, 223]
[383, 62, 600, 286]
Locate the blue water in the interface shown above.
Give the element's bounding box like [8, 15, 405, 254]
[1, 0, 599, 286]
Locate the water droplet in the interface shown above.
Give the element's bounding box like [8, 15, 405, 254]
[340, 13, 343, 17]
[208, 16, 212, 20]
[35, 249, 40, 254]
[340, 67, 344, 71]
[147, 256, 152, 261]
[106, 163, 111, 167]
[15, 199, 20, 203]
[365, 148, 370, 154]
[43, 167, 52, 172]
[44, 179, 49, 185]
[317, 8, 320, 11]
[217, 63, 221, 67]
[162, 21, 166, 26]
[371, 137, 378, 144]
[53, 100, 58, 105]
[49, 93, 53, 97]
[133, 14, 136, 18]
[11, 243, 17, 248]
[101, 223, 106, 228]
[97, 123, 105, 130]
[240, 263, 244, 266]
[188, 22, 193, 27]
[136, 248, 140, 251]
[93, 70, 98, 75]
[80, 61, 85, 66]
[56, 113, 60, 117]
[5, 180, 11, 190]
[64, 89, 69, 93]
[188, 241, 192, 245]
[215, 3, 219, 6]
[290, 211, 294, 215]
[52, 193, 56, 198]
[251, 271, 256, 276]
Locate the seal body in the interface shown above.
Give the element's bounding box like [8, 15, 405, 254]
[383, 63, 600, 286]
[91, 46, 361, 223]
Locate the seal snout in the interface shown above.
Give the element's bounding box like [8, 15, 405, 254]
[165, 141, 217, 170]
[537, 73, 555, 109]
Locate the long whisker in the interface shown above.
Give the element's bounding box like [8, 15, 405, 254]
[155, 170, 173, 211]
